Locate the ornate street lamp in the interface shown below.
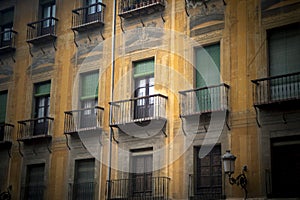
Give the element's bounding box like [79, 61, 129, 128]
[222, 150, 248, 199]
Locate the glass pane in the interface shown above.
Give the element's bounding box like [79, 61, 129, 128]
[3, 28, 12, 41]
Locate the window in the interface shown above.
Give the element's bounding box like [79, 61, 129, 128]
[25, 164, 45, 200]
[0, 8, 14, 46]
[195, 43, 220, 112]
[194, 145, 222, 199]
[268, 23, 300, 76]
[40, 1, 56, 35]
[80, 72, 99, 128]
[87, 0, 102, 14]
[271, 136, 300, 198]
[268, 23, 300, 101]
[0, 91, 8, 141]
[131, 152, 153, 196]
[0, 91, 8, 124]
[74, 159, 95, 200]
[133, 59, 155, 119]
[34, 81, 51, 135]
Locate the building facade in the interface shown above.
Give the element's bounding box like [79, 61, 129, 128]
[0, 0, 299, 199]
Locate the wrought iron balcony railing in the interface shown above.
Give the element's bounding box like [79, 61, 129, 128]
[110, 94, 167, 126]
[107, 176, 170, 200]
[0, 123, 14, 143]
[17, 117, 54, 141]
[179, 83, 230, 117]
[26, 17, 58, 44]
[69, 182, 95, 200]
[0, 29, 17, 53]
[72, 2, 106, 31]
[188, 174, 223, 200]
[64, 106, 104, 134]
[119, 0, 165, 18]
[251, 72, 300, 107]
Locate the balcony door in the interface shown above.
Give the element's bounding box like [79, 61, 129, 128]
[134, 59, 154, 119]
[0, 91, 8, 141]
[195, 43, 220, 113]
[80, 72, 99, 129]
[271, 137, 300, 197]
[268, 23, 300, 101]
[86, 0, 102, 23]
[0, 8, 14, 47]
[25, 164, 45, 200]
[131, 154, 153, 196]
[41, 1, 56, 35]
[73, 159, 95, 200]
[34, 82, 51, 136]
[194, 145, 222, 199]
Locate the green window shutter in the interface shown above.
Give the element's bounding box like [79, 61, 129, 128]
[81, 72, 99, 100]
[0, 91, 8, 123]
[134, 59, 154, 78]
[196, 43, 220, 88]
[35, 82, 51, 97]
[269, 24, 300, 76]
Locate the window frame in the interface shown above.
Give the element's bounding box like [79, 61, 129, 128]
[73, 158, 96, 200]
[194, 145, 222, 198]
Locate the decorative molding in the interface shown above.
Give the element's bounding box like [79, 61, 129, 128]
[190, 22, 224, 37]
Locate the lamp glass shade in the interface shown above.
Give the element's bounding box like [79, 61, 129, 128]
[222, 150, 236, 174]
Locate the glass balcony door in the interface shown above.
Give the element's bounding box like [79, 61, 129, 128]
[134, 76, 154, 119]
[131, 154, 153, 196]
[41, 2, 56, 35]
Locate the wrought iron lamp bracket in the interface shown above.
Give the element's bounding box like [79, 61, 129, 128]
[227, 165, 248, 199]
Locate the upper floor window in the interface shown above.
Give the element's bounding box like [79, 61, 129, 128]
[133, 59, 154, 119]
[268, 23, 300, 76]
[73, 159, 95, 199]
[41, 1, 56, 34]
[194, 145, 222, 199]
[195, 43, 221, 112]
[0, 8, 14, 46]
[25, 164, 45, 200]
[80, 71, 99, 109]
[0, 91, 8, 124]
[87, 0, 102, 14]
[79, 72, 99, 128]
[33, 81, 51, 136]
[131, 153, 153, 195]
[195, 43, 220, 88]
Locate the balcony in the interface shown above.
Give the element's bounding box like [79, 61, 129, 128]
[17, 117, 53, 142]
[179, 83, 230, 117]
[72, 2, 106, 31]
[107, 176, 170, 200]
[119, 0, 165, 19]
[0, 29, 17, 54]
[64, 106, 104, 135]
[110, 94, 167, 137]
[0, 123, 14, 148]
[188, 174, 223, 200]
[26, 17, 58, 44]
[251, 72, 300, 108]
[69, 182, 95, 200]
